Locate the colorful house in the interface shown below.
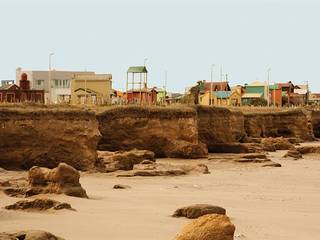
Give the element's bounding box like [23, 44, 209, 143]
[124, 88, 158, 105]
[242, 81, 268, 105]
[198, 90, 241, 106]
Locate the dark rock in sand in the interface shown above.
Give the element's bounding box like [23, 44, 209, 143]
[172, 204, 226, 219]
[0, 230, 64, 240]
[113, 184, 131, 189]
[27, 163, 88, 198]
[261, 162, 282, 167]
[4, 198, 73, 211]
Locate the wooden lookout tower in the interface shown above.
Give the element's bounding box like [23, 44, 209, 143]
[126, 66, 148, 104]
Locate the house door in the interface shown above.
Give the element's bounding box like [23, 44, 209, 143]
[6, 93, 15, 102]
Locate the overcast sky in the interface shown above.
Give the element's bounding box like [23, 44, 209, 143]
[0, 0, 319, 92]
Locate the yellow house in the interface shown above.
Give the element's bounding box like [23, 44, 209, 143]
[71, 73, 112, 105]
[198, 90, 242, 106]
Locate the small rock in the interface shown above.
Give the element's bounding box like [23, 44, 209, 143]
[172, 204, 226, 219]
[0, 230, 64, 240]
[5, 199, 73, 211]
[261, 162, 282, 167]
[284, 149, 302, 159]
[113, 184, 131, 189]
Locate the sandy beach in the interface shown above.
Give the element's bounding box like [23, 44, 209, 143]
[1, 148, 320, 240]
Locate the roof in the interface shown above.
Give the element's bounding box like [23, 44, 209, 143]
[127, 66, 148, 73]
[74, 88, 98, 94]
[278, 82, 294, 88]
[294, 89, 308, 95]
[0, 84, 19, 91]
[242, 93, 263, 98]
[200, 81, 231, 92]
[245, 81, 266, 87]
[213, 91, 231, 99]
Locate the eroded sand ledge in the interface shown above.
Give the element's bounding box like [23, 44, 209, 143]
[0, 105, 319, 170]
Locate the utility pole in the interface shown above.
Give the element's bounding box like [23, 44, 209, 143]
[48, 52, 54, 104]
[210, 64, 215, 106]
[164, 70, 167, 105]
[267, 67, 271, 107]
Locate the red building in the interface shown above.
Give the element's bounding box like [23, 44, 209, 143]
[0, 73, 44, 103]
[124, 88, 158, 104]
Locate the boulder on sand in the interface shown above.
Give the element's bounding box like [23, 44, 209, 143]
[27, 163, 88, 198]
[175, 214, 235, 240]
[5, 198, 73, 211]
[117, 162, 210, 177]
[261, 137, 294, 152]
[172, 204, 226, 219]
[0, 230, 64, 240]
[97, 149, 155, 172]
[284, 149, 303, 159]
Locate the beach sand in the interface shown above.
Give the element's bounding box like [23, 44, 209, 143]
[1, 149, 320, 240]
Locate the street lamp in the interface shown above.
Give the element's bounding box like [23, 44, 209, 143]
[48, 52, 55, 104]
[210, 64, 215, 106]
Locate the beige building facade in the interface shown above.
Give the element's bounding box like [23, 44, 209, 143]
[71, 74, 112, 105]
[16, 68, 94, 103]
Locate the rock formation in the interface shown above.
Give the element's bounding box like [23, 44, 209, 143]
[26, 163, 88, 198]
[0, 107, 100, 170]
[97, 106, 208, 158]
[0, 230, 64, 240]
[260, 137, 295, 151]
[175, 214, 235, 240]
[310, 110, 320, 138]
[244, 110, 314, 141]
[97, 149, 155, 172]
[116, 162, 210, 177]
[196, 106, 247, 152]
[172, 204, 226, 219]
[284, 149, 303, 159]
[5, 198, 73, 211]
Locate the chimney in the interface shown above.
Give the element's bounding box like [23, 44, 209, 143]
[20, 73, 30, 90]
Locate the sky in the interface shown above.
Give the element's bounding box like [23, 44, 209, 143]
[0, 0, 319, 93]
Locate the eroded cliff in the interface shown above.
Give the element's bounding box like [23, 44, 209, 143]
[97, 106, 207, 158]
[244, 109, 314, 141]
[0, 108, 100, 170]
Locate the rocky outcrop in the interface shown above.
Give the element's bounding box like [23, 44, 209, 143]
[175, 214, 235, 240]
[5, 199, 73, 211]
[0, 230, 64, 240]
[172, 204, 226, 219]
[284, 149, 303, 159]
[116, 162, 210, 177]
[196, 106, 247, 152]
[97, 106, 207, 158]
[260, 137, 295, 152]
[0, 108, 100, 170]
[310, 110, 320, 138]
[27, 163, 88, 198]
[296, 146, 320, 154]
[244, 110, 314, 141]
[97, 149, 155, 172]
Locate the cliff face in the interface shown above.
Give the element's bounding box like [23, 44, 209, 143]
[310, 110, 320, 138]
[244, 110, 313, 141]
[97, 106, 207, 158]
[196, 106, 247, 152]
[0, 108, 100, 170]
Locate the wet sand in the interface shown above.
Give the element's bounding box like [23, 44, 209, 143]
[1, 150, 320, 240]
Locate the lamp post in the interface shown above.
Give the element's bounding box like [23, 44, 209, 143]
[267, 67, 271, 107]
[210, 64, 215, 106]
[48, 52, 54, 104]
